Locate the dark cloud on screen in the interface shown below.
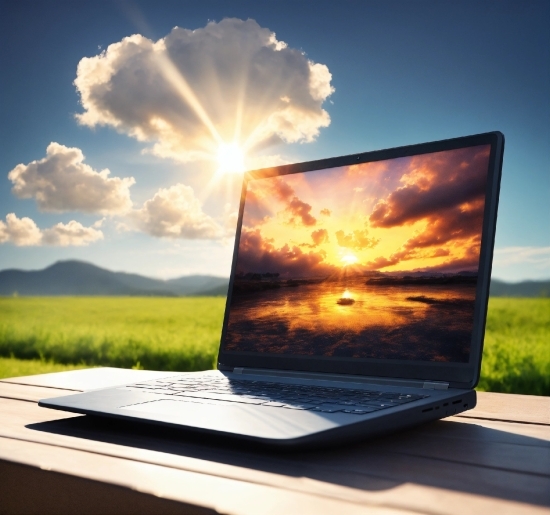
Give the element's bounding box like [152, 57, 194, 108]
[365, 145, 490, 272]
[236, 227, 336, 277]
[369, 146, 490, 229]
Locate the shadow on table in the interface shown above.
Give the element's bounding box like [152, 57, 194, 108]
[27, 415, 550, 507]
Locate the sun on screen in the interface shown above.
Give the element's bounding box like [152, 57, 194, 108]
[342, 289, 353, 299]
[217, 142, 245, 175]
[341, 254, 358, 266]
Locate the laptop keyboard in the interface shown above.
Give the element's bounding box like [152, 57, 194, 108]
[123, 376, 429, 415]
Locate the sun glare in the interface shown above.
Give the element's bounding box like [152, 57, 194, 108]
[217, 142, 245, 175]
[341, 254, 358, 266]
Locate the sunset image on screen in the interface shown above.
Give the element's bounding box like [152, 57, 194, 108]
[224, 145, 491, 362]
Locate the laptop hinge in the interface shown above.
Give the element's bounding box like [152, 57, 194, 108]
[228, 367, 448, 389]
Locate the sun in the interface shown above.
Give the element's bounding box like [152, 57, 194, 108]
[341, 253, 358, 266]
[217, 142, 245, 175]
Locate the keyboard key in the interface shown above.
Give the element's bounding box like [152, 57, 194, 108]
[311, 406, 345, 413]
[282, 404, 315, 410]
[359, 401, 396, 408]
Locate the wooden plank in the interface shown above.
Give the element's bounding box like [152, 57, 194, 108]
[0, 438, 413, 515]
[423, 416, 550, 447]
[0, 459, 216, 515]
[1, 433, 548, 515]
[0, 382, 78, 403]
[380, 434, 550, 476]
[459, 392, 550, 426]
[0, 396, 548, 511]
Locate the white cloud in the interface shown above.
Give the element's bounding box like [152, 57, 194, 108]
[223, 202, 239, 231]
[42, 220, 104, 246]
[8, 142, 135, 214]
[0, 214, 42, 246]
[246, 154, 291, 170]
[493, 246, 550, 268]
[493, 246, 550, 267]
[131, 184, 221, 239]
[492, 246, 550, 281]
[74, 18, 334, 162]
[0, 214, 103, 247]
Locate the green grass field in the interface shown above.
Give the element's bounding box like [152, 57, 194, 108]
[0, 297, 548, 395]
[0, 356, 90, 378]
[478, 298, 549, 396]
[0, 297, 225, 374]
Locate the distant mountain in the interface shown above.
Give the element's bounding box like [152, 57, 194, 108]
[197, 283, 230, 296]
[1, 260, 546, 298]
[0, 260, 228, 297]
[166, 275, 229, 296]
[490, 279, 550, 298]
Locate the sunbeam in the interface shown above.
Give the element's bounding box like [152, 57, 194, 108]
[155, 45, 223, 148]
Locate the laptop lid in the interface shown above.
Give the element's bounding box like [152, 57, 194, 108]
[218, 132, 504, 389]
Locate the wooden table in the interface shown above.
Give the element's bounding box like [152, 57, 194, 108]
[1, 368, 549, 515]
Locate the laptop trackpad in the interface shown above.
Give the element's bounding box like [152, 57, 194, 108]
[119, 398, 340, 439]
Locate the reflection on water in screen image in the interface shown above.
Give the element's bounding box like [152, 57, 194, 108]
[224, 276, 476, 362]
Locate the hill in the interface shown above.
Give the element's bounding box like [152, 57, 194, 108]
[490, 279, 550, 297]
[0, 260, 228, 297]
[1, 260, 547, 298]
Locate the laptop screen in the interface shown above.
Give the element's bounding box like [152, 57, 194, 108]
[222, 144, 492, 364]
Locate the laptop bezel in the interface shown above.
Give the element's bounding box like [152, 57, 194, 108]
[217, 132, 504, 389]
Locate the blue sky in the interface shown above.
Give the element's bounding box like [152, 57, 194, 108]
[1, 0, 548, 281]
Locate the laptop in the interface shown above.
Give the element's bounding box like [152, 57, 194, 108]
[40, 131, 504, 448]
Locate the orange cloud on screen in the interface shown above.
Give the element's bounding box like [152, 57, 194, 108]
[271, 178, 294, 202]
[311, 228, 329, 246]
[286, 197, 316, 226]
[335, 229, 379, 249]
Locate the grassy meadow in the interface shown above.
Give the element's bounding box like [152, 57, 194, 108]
[0, 356, 89, 378]
[478, 298, 549, 396]
[0, 296, 548, 396]
[0, 297, 225, 374]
